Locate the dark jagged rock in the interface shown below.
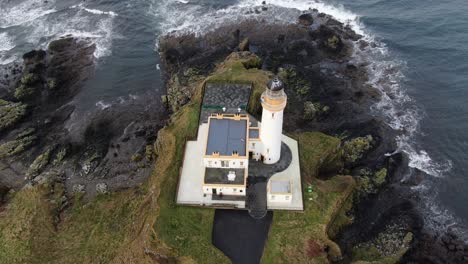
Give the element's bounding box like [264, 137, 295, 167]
[1, 36, 167, 201]
[298, 13, 314, 26]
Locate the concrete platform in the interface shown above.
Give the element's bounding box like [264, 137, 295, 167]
[266, 135, 303, 211]
[177, 124, 303, 211]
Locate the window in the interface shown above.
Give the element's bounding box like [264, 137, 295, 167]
[233, 188, 237, 192]
[240, 161, 244, 166]
[208, 161, 212, 166]
[271, 195, 275, 200]
[240, 190, 243, 193]
[272, 113, 275, 118]
[285, 196, 290, 200]
[221, 160, 229, 167]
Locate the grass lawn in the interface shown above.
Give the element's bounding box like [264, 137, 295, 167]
[262, 132, 355, 264]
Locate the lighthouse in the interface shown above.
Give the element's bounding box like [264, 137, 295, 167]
[260, 77, 287, 164]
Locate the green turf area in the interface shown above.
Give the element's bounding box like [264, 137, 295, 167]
[262, 132, 355, 264]
[151, 97, 229, 263]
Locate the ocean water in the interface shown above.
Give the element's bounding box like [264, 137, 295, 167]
[1, 0, 467, 239]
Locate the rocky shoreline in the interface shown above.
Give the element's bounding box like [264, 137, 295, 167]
[0, 37, 167, 201]
[158, 10, 468, 263]
[0, 8, 467, 264]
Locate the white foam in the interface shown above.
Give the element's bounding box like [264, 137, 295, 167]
[96, 100, 111, 110]
[0, 0, 57, 28]
[24, 4, 118, 59]
[245, 0, 364, 35]
[0, 55, 18, 66]
[71, 3, 118, 17]
[0, 32, 15, 52]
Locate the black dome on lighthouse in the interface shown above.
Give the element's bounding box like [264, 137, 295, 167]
[267, 77, 284, 91]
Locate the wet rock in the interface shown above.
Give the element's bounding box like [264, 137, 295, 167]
[298, 13, 314, 26]
[72, 184, 85, 194]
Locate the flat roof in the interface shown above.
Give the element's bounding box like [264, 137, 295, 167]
[205, 168, 245, 185]
[271, 181, 291, 193]
[206, 118, 247, 156]
[249, 128, 259, 139]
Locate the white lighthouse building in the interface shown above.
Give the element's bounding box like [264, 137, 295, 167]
[259, 77, 287, 164]
[177, 79, 302, 211]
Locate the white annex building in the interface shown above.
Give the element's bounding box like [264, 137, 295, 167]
[177, 78, 303, 216]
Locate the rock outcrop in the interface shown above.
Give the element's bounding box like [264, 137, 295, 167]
[0, 37, 166, 201]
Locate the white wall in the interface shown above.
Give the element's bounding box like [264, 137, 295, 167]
[203, 185, 246, 196]
[267, 193, 291, 203]
[260, 108, 284, 164]
[248, 141, 263, 160]
[203, 157, 248, 168]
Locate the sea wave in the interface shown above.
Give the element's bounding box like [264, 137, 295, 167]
[0, 1, 117, 60]
[0, 32, 15, 52]
[71, 3, 118, 17]
[0, 0, 57, 28]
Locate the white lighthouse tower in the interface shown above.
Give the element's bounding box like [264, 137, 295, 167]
[260, 77, 287, 164]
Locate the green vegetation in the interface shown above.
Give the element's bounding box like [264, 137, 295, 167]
[352, 232, 413, 264]
[14, 85, 35, 100]
[263, 176, 355, 263]
[145, 145, 155, 161]
[278, 67, 310, 97]
[325, 36, 340, 51]
[0, 185, 56, 263]
[131, 153, 143, 162]
[0, 179, 148, 263]
[52, 147, 67, 166]
[14, 73, 41, 100]
[342, 135, 373, 164]
[21, 73, 40, 86]
[263, 132, 355, 263]
[303, 101, 317, 120]
[293, 132, 343, 181]
[374, 168, 387, 186]
[47, 79, 57, 90]
[0, 99, 27, 132]
[27, 149, 51, 177]
[239, 37, 250, 51]
[356, 167, 388, 198]
[303, 101, 330, 120]
[0, 128, 36, 158]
